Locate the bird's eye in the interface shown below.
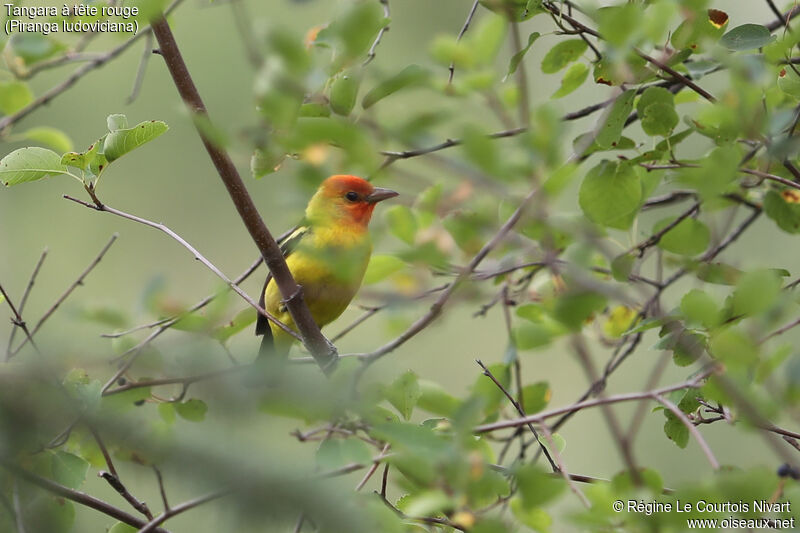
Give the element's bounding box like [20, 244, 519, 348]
[345, 191, 359, 202]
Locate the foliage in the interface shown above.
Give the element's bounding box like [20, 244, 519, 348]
[1, 1, 799, 533]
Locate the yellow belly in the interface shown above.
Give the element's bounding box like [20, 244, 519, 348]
[265, 239, 370, 350]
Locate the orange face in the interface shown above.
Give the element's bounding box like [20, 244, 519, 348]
[316, 175, 398, 227]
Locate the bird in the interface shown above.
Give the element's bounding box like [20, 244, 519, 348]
[255, 175, 398, 359]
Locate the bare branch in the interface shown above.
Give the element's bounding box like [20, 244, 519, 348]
[364, 0, 391, 66]
[652, 394, 720, 470]
[137, 489, 230, 533]
[6, 248, 47, 359]
[448, 0, 480, 83]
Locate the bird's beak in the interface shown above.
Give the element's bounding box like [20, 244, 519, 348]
[366, 187, 399, 203]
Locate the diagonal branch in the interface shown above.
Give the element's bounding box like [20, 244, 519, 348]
[149, 16, 337, 374]
[6, 248, 47, 358]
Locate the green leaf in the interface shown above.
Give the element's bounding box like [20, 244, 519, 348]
[364, 255, 404, 284]
[507, 32, 541, 77]
[158, 402, 176, 424]
[417, 380, 461, 416]
[213, 307, 258, 342]
[541, 39, 587, 74]
[0, 81, 33, 115]
[611, 253, 635, 282]
[511, 498, 551, 532]
[521, 382, 550, 413]
[663, 413, 689, 448]
[551, 62, 588, 99]
[515, 464, 565, 507]
[710, 327, 758, 366]
[653, 217, 709, 256]
[552, 291, 606, 331]
[362, 65, 429, 109]
[732, 270, 782, 317]
[0, 147, 73, 186]
[641, 103, 679, 136]
[51, 451, 89, 489]
[175, 398, 207, 422]
[778, 67, 800, 99]
[329, 72, 360, 116]
[680, 289, 720, 328]
[765, 189, 800, 234]
[720, 24, 775, 51]
[595, 89, 636, 149]
[695, 262, 743, 285]
[103, 118, 168, 163]
[385, 370, 421, 420]
[513, 322, 553, 350]
[316, 438, 373, 469]
[384, 205, 418, 245]
[537, 432, 566, 456]
[578, 160, 642, 229]
[107, 114, 129, 131]
[19, 126, 73, 153]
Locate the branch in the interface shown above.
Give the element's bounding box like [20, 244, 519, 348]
[475, 368, 714, 433]
[363, 0, 391, 66]
[0, 283, 39, 355]
[476, 359, 558, 471]
[101, 256, 264, 339]
[8, 234, 117, 359]
[652, 394, 720, 470]
[358, 186, 539, 366]
[0, 460, 170, 533]
[136, 489, 230, 533]
[448, 0, 480, 83]
[150, 16, 337, 374]
[5, 248, 47, 359]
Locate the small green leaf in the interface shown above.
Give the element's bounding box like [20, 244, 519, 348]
[213, 307, 258, 342]
[578, 160, 642, 229]
[513, 322, 552, 350]
[329, 72, 360, 116]
[778, 68, 800, 99]
[663, 414, 689, 448]
[175, 398, 207, 422]
[611, 253, 635, 282]
[595, 89, 636, 148]
[385, 370, 421, 420]
[511, 498, 551, 531]
[720, 24, 775, 51]
[541, 39, 587, 74]
[521, 382, 550, 413]
[653, 217, 710, 256]
[764, 189, 800, 234]
[107, 114, 129, 131]
[0, 147, 72, 186]
[551, 62, 588, 99]
[552, 290, 606, 331]
[507, 31, 541, 77]
[0, 81, 33, 115]
[19, 127, 73, 153]
[362, 65, 429, 109]
[680, 289, 720, 328]
[103, 119, 168, 162]
[364, 255, 404, 284]
[417, 380, 461, 416]
[384, 205, 418, 245]
[731, 270, 782, 317]
[515, 464, 565, 507]
[51, 451, 89, 489]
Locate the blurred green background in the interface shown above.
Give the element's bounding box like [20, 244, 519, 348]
[1, 0, 795, 531]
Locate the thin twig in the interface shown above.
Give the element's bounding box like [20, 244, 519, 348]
[448, 0, 479, 83]
[652, 394, 720, 470]
[476, 367, 714, 433]
[136, 489, 230, 533]
[363, 0, 390, 66]
[6, 248, 47, 359]
[127, 32, 154, 104]
[476, 359, 558, 471]
[8, 234, 118, 358]
[0, 460, 170, 533]
[0, 283, 40, 356]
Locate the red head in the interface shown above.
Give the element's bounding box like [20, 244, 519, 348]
[307, 175, 398, 228]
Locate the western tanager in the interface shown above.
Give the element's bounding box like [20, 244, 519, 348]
[255, 175, 398, 357]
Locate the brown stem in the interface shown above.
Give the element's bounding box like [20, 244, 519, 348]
[149, 16, 337, 374]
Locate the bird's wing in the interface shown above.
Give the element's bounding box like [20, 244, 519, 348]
[255, 222, 312, 337]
